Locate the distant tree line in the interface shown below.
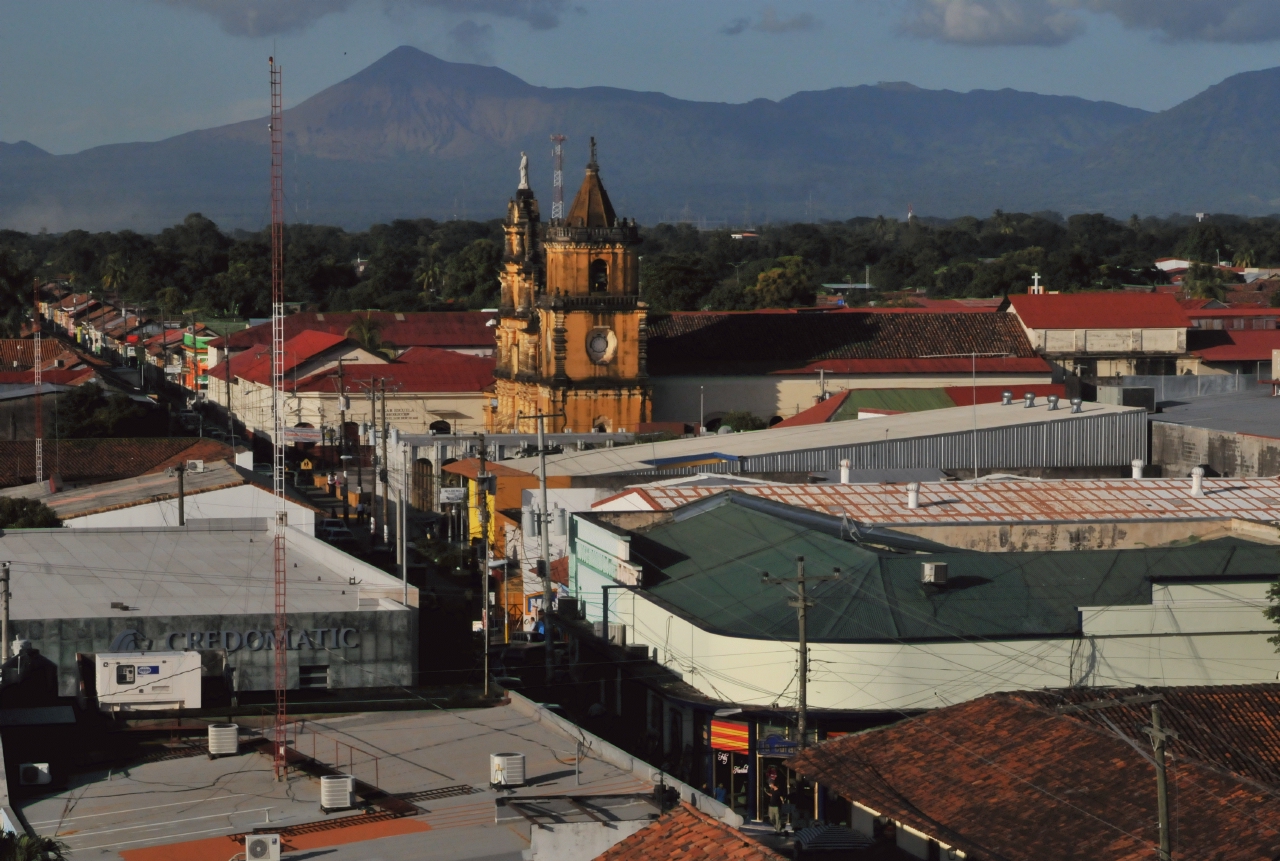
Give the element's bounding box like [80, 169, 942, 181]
[0, 210, 1276, 328]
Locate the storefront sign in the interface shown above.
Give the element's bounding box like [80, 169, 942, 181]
[107, 627, 360, 653]
[710, 719, 750, 752]
[757, 734, 799, 758]
[440, 487, 467, 504]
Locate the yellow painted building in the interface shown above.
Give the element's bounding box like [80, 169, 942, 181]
[486, 140, 652, 433]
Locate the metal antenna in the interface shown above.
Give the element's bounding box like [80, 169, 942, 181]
[550, 135, 566, 221]
[269, 55, 289, 782]
[32, 280, 42, 486]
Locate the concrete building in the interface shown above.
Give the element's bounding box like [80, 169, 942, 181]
[569, 492, 1280, 715]
[0, 519, 417, 697]
[647, 310, 1052, 425]
[1150, 385, 1280, 477]
[1006, 292, 1188, 377]
[501, 399, 1147, 480]
[591, 475, 1280, 552]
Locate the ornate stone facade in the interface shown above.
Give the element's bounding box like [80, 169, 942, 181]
[486, 145, 651, 433]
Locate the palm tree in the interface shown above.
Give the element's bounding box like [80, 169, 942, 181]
[415, 260, 442, 298]
[101, 253, 127, 303]
[345, 314, 395, 359]
[0, 832, 68, 860]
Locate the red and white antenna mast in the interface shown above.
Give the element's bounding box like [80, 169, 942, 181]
[269, 55, 289, 782]
[550, 134, 566, 220]
[32, 280, 42, 487]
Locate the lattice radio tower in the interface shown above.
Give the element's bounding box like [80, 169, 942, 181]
[550, 134, 566, 220]
[32, 280, 41, 486]
[269, 56, 289, 782]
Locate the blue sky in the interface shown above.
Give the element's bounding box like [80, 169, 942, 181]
[6, 0, 1280, 154]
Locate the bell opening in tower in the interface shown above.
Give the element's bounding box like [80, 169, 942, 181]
[589, 259, 609, 293]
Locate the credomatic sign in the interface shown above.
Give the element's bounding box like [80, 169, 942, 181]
[108, 628, 361, 653]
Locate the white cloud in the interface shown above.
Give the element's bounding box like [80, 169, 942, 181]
[899, 0, 1083, 46]
[898, 0, 1280, 46]
[157, 0, 569, 37]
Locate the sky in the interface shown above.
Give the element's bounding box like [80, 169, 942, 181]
[5, 0, 1280, 154]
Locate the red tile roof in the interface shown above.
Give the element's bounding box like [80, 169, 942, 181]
[594, 803, 787, 861]
[0, 438, 234, 488]
[0, 369, 98, 387]
[1189, 329, 1280, 361]
[442, 457, 534, 479]
[773, 391, 853, 427]
[1013, 684, 1280, 787]
[790, 693, 1280, 861]
[291, 348, 495, 394]
[1007, 292, 1190, 329]
[209, 312, 497, 351]
[228, 331, 354, 385]
[648, 312, 1042, 376]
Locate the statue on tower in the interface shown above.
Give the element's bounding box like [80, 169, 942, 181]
[518, 151, 530, 190]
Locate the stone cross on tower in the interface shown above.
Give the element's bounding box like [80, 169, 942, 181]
[1030, 272, 1043, 295]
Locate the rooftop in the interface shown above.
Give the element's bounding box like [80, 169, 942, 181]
[594, 475, 1280, 525]
[503, 400, 1144, 477]
[646, 311, 1045, 376]
[1188, 328, 1280, 361]
[597, 803, 786, 861]
[27, 702, 653, 861]
[600, 493, 1280, 643]
[789, 693, 1280, 861]
[292, 348, 495, 394]
[36, 460, 322, 520]
[210, 311, 497, 351]
[1007, 292, 1190, 330]
[0, 522, 413, 619]
[0, 437, 234, 489]
[774, 383, 1067, 427]
[1153, 385, 1280, 437]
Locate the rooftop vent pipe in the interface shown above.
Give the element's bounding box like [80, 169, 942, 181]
[1047, 395, 1059, 411]
[907, 482, 921, 510]
[839, 459, 851, 484]
[1070, 398, 1083, 414]
[1001, 391, 1013, 406]
[1023, 392, 1036, 408]
[1132, 459, 1144, 479]
[1191, 466, 1205, 498]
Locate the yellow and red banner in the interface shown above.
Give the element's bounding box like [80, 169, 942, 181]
[710, 719, 749, 752]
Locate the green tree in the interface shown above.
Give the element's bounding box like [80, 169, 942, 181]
[57, 384, 167, 438]
[718, 411, 767, 432]
[345, 315, 396, 359]
[749, 257, 815, 308]
[640, 254, 720, 312]
[1182, 263, 1236, 301]
[0, 498, 61, 529]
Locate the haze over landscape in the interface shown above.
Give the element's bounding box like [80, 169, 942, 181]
[8, 1, 1280, 232]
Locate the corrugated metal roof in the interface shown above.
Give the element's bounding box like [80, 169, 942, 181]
[619, 496, 1279, 643]
[507, 401, 1145, 477]
[595, 476, 1280, 524]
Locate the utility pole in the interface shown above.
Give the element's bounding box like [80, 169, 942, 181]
[337, 359, 348, 523]
[1, 562, 10, 663]
[519, 411, 560, 680]
[477, 435, 491, 698]
[1146, 703, 1177, 861]
[380, 378, 389, 546]
[400, 445, 409, 606]
[762, 557, 839, 749]
[176, 462, 186, 526]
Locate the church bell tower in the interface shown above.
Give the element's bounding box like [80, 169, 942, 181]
[486, 140, 651, 434]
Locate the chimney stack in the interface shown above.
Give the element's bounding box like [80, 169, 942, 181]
[907, 482, 920, 510]
[1023, 392, 1035, 408]
[839, 459, 851, 485]
[1191, 467, 1205, 498]
[1132, 459, 1144, 479]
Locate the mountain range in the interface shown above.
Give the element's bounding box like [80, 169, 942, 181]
[2, 46, 1278, 234]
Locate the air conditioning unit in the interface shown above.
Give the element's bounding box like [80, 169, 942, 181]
[921, 562, 948, 586]
[19, 763, 50, 786]
[187, 459, 205, 474]
[245, 834, 280, 861]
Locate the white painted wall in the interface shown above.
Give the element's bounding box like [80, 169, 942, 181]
[651, 373, 1051, 424]
[608, 580, 1278, 712]
[65, 484, 317, 531]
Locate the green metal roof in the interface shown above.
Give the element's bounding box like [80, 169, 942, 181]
[627, 498, 1280, 643]
[828, 388, 957, 422]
